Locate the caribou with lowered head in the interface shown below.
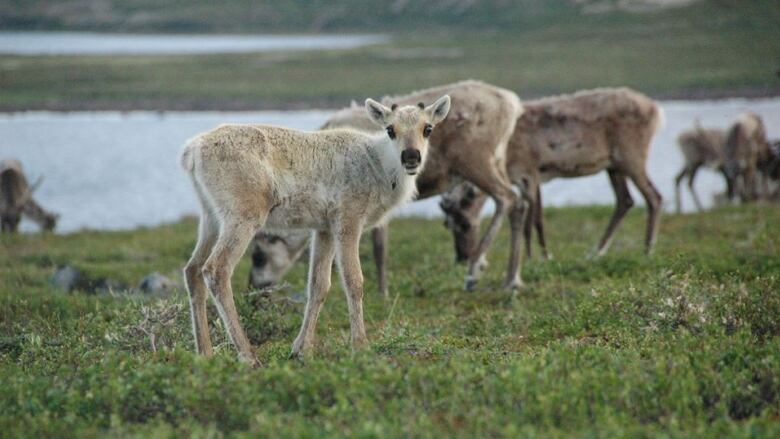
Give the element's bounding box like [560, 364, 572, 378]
[181, 95, 452, 364]
[0, 159, 58, 233]
[249, 80, 523, 293]
[440, 88, 663, 286]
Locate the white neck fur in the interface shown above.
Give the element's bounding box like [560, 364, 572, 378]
[369, 133, 420, 203]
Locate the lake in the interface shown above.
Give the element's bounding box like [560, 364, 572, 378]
[0, 32, 387, 56]
[2, 98, 779, 233]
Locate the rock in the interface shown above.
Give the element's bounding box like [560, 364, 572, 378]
[50, 265, 85, 293]
[137, 272, 178, 295]
[92, 278, 127, 295]
[50, 265, 128, 295]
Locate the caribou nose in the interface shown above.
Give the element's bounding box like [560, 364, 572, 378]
[401, 148, 421, 167]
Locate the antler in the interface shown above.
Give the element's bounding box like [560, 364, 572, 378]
[15, 175, 44, 207]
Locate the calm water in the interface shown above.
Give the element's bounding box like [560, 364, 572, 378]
[2, 98, 779, 233]
[0, 32, 387, 55]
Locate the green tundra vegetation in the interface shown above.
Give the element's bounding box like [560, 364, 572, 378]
[1, 204, 779, 436]
[0, 0, 778, 110]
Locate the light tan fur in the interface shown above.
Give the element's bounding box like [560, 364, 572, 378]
[441, 88, 663, 287]
[181, 96, 451, 364]
[674, 121, 729, 212]
[248, 80, 523, 293]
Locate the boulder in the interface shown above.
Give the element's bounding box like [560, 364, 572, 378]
[137, 272, 179, 295]
[50, 265, 85, 293]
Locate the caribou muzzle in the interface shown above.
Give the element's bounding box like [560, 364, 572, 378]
[401, 148, 421, 175]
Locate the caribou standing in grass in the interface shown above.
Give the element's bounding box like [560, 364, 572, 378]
[673, 121, 730, 212]
[181, 95, 452, 364]
[724, 112, 773, 202]
[440, 88, 663, 285]
[249, 80, 523, 293]
[0, 159, 58, 233]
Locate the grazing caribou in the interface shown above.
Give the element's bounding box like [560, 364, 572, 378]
[674, 120, 730, 212]
[0, 159, 58, 233]
[249, 80, 523, 293]
[724, 112, 773, 202]
[181, 95, 451, 364]
[440, 88, 663, 286]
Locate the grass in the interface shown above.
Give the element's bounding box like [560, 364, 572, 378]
[1, 0, 779, 111]
[1, 204, 779, 437]
[0, 0, 669, 33]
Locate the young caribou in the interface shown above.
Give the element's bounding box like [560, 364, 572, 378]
[181, 95, 451, 364]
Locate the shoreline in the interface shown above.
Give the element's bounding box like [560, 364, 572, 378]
[2, 86, 778, 113]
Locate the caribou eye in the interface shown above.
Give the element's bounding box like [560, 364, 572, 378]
[386, 125, 396, 139]
[423, 124, 433, 138]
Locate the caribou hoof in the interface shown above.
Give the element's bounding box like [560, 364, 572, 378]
[288, 348, 307, 362]
[476, 255, 489, 271]
[586, 248, 604, 260]
[240, 351, 261, 368]
[502, 279, 524, 291]
[464, 277, 479, 291]
[289, 337, 313, 361]
[351, 338, 370, 352]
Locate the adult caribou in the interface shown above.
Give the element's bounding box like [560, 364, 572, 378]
[440, 88, 663, 287]
[0, 159, 58, 233]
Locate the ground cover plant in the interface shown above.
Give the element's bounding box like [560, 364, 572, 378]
[1, 204, 779, 437]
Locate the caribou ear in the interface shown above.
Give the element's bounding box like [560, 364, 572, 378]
[425, 95, 451, 125]
[365, 98, 392, 126]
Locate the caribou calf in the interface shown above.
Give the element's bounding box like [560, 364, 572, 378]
[181, 96, 451, 364]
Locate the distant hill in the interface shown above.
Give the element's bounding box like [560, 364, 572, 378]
[0, 0, 716, 33]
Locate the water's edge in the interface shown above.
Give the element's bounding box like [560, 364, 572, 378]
[0, 31, 388, 56]
[2, 98, 778, 234]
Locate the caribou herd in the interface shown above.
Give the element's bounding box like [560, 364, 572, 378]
[2, 80, 777, 365]
[177, 80, 778, 364]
